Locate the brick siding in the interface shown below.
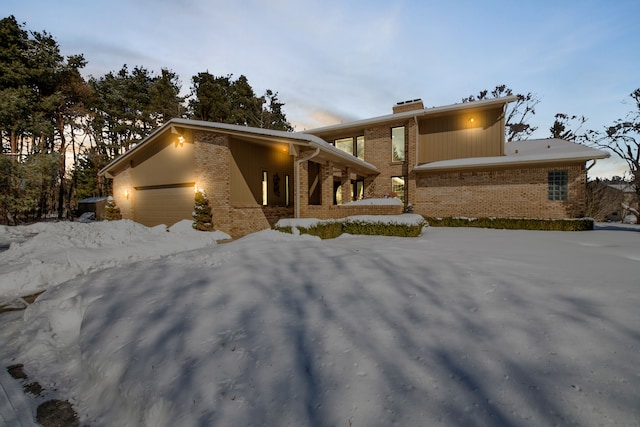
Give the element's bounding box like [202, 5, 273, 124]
[413, 164, 586, 219]
[194, 132, 297, 238]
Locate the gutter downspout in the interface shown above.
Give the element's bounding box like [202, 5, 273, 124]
[413, 115, 419, 168]
[295, 148, 320, 218]
[586, 159, 597, 172]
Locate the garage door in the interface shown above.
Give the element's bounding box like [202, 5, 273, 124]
[134, 186, 194, 227]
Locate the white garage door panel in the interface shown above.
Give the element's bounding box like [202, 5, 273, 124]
[135, 187, 194, 227]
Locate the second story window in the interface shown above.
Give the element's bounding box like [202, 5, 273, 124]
[356, 135, 364, 160]
[334, 136, 365, 159]
[391, 126, 405, 162]
[335, 137, 353, 156]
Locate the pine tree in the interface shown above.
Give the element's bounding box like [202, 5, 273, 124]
[192, 189, 213, 231]
[104, 196, 122, 221]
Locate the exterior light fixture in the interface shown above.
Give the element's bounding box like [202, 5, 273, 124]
[124, 189, 129, 199]
[469, 117, 475, 123]
[194, 182, 198, 193]
[171, 125, 185, 147]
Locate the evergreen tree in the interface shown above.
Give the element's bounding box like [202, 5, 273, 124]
[0, 152, 59, 224]
[104, 196, 122, 221]
[73, 147, 110, 200]
[0, 16, 33, 157]
[89, 65, 184, 159]
[188, 72, 292, 130]
[192, 189, 213, 231]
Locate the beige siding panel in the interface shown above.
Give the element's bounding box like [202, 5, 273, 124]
[131, 135, 195, 187]
[417, 107, 504, 164]
[229, 138, 293, 206]
[134, 186, 194, 227]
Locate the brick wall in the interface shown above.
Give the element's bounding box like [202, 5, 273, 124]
[414, 164, 586, 219]
[194, 133, 232, 233]
[195, 132, 297, 238]
[225, 205, 294, 237]
[363, 121, 415, 201]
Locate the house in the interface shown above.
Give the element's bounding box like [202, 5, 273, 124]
[99, 96, 609, 238]
[586, 181, 638, 222]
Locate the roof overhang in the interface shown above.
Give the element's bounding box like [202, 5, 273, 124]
[99, 118, 379, 179]
[414, 139, 610, 172]
[304, 96, 519, 139]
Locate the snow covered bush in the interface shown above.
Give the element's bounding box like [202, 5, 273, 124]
[192, 189, 214, 231]
[424, 216, 594, 231]
[104, 196, 122, 221]
[275, 215, 426, 238]
[342, 218, 424, 237]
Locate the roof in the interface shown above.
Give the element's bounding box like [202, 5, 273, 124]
[78, 197, 108, 204]
[607, 183, 636, 193]
[414, 138, 610, 172]
[99, 118, 380, 178]
[304, 96, 519, 137]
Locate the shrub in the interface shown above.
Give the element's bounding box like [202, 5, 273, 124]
[423, 216, 594, 231]
[275, 216, 426, 238]
[192, 189, 214, 231]
[342, 219, 423, 237]
[104, 197, 122, 221]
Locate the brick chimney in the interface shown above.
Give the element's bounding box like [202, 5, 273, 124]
[393, 98, 424, 114]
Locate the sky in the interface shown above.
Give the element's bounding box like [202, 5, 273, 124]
[2, 0, 639, 178]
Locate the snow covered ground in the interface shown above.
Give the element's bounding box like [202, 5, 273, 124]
[0, 220, 639, 426]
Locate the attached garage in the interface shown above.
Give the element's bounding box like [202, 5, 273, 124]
[134, 184, 194, 227]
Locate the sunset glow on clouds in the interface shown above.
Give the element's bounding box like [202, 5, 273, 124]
[3, 0, 638, 177]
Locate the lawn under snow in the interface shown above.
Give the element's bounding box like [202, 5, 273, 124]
[0, 219, 639, 426]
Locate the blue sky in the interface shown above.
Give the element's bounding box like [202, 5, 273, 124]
[3, 0, 638, 177]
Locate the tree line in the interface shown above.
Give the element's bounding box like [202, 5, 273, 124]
[1, 16, 638, 225]
[0, 16, 292, 224]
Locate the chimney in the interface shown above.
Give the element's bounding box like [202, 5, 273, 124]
[393, 98, 424, 114]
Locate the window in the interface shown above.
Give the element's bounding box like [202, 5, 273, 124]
[391, 127, 405, 162]
[335, 137, 353, 156]
[548, 170, 568, 200]
[356, 136, 365, 160]
[391, 176, 405, 202]
[353, 179, 364, 200]
[262, 170, 268, 205]
[334, 179, 365, 205]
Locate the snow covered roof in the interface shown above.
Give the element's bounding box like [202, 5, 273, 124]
[607, 183, 636, 193]
[414, 138, 610, 172]
[99, 119, 379, 178]
[78, 197, 108, 204]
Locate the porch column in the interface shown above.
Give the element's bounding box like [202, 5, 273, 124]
[320, 161, 334, 215]
[341, 167, 352, 204]
[296, 157, 309, 218]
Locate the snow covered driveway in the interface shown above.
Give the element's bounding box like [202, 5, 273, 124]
[1, 222, 639, 426]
